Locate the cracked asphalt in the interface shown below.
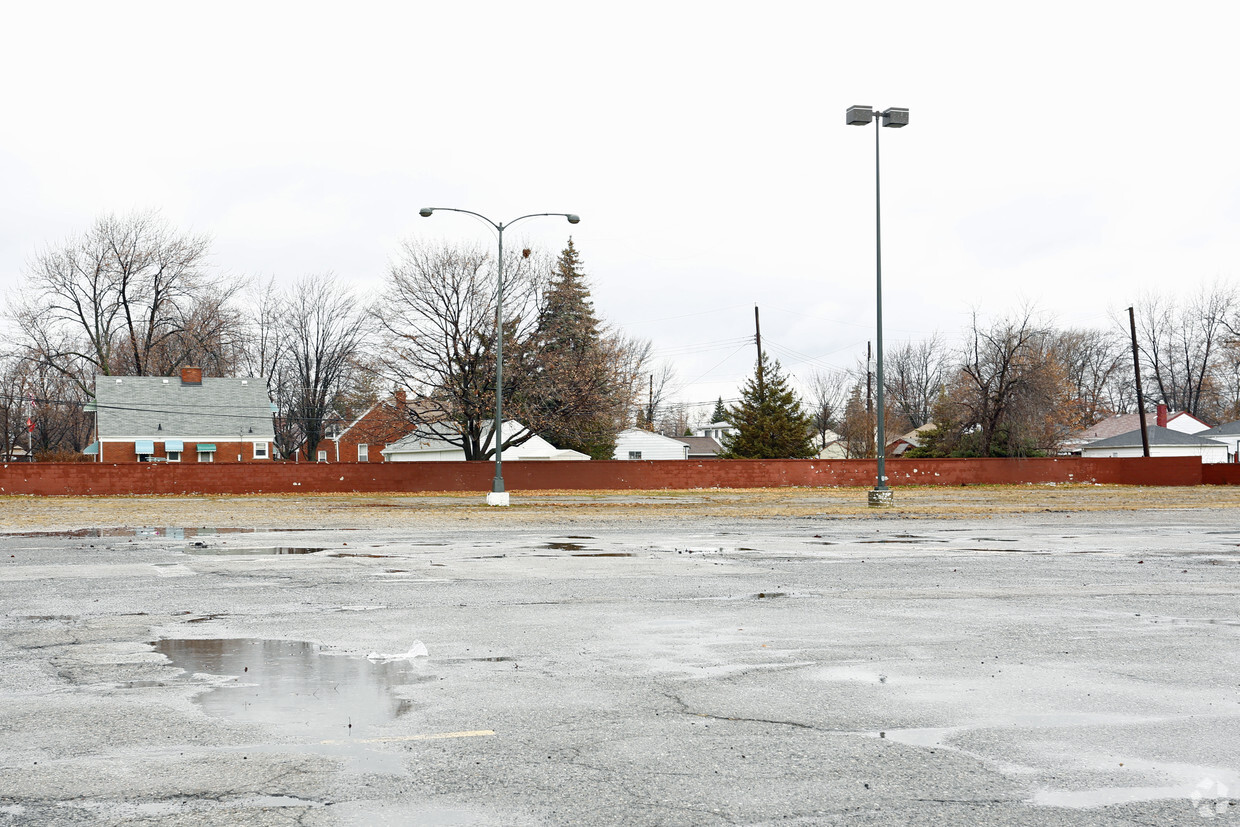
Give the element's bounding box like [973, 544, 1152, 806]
[1, 488, 1239, 825]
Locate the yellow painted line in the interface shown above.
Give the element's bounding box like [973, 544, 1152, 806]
[320, 729, 495, 745]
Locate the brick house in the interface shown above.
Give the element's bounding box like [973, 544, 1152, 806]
[84, 367, 276, 463]
[320, 390, 419, 462]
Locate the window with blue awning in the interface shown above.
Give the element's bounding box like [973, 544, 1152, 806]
[83, 442, 99, 455]
[164, 440, 184, 451]
[196, 444, 216, 452]
[135, 440, 155, 454]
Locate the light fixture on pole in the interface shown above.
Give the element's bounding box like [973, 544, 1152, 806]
[846, 105, 908, 507]
[419, 207, 581, 506]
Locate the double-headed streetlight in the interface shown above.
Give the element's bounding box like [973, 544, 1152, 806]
[419, 207, 580, 506]
[846, 105, 908, 507]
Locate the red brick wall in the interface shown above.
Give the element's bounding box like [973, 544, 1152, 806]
[1202, 463, 1240, 485]
[0, 456, 1212, 497]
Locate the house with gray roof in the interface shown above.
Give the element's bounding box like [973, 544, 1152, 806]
[1063, 405, 1211, 454]
[671, 434, 722, 459]
[84, 367, 277, 463]
[1078, 425, 1229, 463]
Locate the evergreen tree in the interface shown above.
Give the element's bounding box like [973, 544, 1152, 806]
[710, 396, 728, 423]
[527, 239, 619, 460]
[720, 352, 816, 459]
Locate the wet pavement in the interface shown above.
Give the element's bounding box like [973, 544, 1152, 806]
[0, 506, 1238, 825]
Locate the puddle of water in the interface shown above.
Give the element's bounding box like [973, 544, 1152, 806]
[152, 638, 431, 772]
[446, 656, 516, 663]
[754, 592, 788, 599]
[330, 552, 393, 559]
[543, 542, 589, 551]
[570, 552, 635, 558]
[183, 547, 328, 556]
[5, 527, 346, 539]
[1032, 762, 1240, 810]
[7, 527, 260, 539]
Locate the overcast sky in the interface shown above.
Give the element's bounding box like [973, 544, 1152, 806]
[3, 2, 1237, 416]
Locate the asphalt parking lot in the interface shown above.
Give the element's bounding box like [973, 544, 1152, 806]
[1, 488, 1238, 825]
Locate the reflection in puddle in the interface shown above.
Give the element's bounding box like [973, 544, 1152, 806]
[543, 542, 589, 551]
[8, 527, 260, 539]
[5, 527, 345, 539]
[153, 638, 429, 772]
[183, 547, 328, 556]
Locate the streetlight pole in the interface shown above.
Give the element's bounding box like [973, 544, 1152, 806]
[846, 105, 908, 507]
[419, 207, 580, 506]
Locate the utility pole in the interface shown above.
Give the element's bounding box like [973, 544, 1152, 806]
[1128, 306, 1150, 457]
[754, 305, 764, 402]
[647, 374, 655, 431]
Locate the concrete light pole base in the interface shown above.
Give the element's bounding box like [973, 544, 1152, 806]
[867, 488, 894, 508]
[486, 492, 511, 507]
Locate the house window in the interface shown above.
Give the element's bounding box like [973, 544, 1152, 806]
[317, 450, 328, 462]
[629, 451, 642, 460]
[198, 451, 213, 463]
[358, 443, 368, 462]
[166, 451, 181, 463]
[138, 453, 153, 463]
[253, 442, 269, 459]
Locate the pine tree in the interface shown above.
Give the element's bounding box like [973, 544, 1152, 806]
[720, 352, 815, 459]
[528, 239, 619, 459]
[710, 396, 728, 424]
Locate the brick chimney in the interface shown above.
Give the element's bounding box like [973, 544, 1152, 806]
[1156, 404, 1168, 428]
[394, 389, 407, 407]
[180, 366, 203, 385]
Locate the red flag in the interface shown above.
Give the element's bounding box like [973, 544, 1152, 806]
[27, 417, 34, 433]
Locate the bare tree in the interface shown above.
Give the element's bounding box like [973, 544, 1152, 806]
[372, 240, 547, 460]
[928, 310, 1074, 456]
[12, 210, 231, 389]
[883, 335, 948, 433]
[1051, 326, 1126, 425]
[1134, 284, 1236, 421]
[280, 273, 370, 461]
[806, 369, 850, 451]
[608, 333, 655, 430]
[638, 363, 677, 430]
[0, 350, 31, 460]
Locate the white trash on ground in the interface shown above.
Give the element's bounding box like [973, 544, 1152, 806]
[367, 641, 429, 661]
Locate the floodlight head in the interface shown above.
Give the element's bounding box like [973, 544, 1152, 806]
[566, 214, 580, 224]
[846, 105, 874, 126]
[881, 107, 909, 128]
[419, 207, 434, 217]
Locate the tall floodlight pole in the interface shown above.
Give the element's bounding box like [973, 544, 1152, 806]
[846, 105, 908, 507]
[419, 207, 580, 506]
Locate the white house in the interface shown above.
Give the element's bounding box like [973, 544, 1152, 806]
[613, 428, 689, 460]
[1203, 421, 1240, 463]
[380, 420, 589, 462]
[1079, 425, 1229, 463]
[695, 421, 736, 445]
